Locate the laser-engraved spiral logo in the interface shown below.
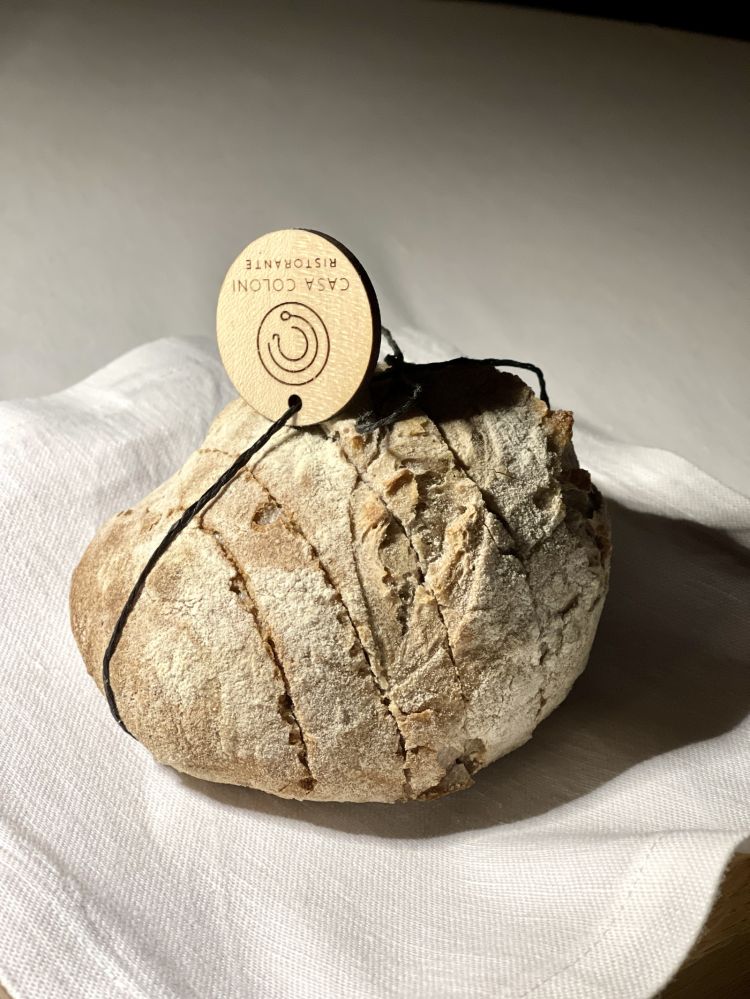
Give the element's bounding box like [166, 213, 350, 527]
[256, 302, 330, 386]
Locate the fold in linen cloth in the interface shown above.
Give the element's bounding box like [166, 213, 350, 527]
[1, 335, 748, 999]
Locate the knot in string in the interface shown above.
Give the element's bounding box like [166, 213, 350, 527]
[354, 327, 549, 434]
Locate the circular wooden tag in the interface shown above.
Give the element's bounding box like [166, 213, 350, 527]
[216, 230, 381, 425]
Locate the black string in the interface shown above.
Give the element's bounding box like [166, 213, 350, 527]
[355, 327, 549, 434]
[102, 331, 549, 735]
[102, 396, 302, 735]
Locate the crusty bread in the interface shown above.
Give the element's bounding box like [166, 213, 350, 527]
[70, 365, 610, 802]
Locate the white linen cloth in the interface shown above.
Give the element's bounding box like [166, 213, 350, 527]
[1, 334, 748, 999]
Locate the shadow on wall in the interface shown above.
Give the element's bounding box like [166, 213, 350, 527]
[181, 498, 750, 836]
[479, 1, 750, 41]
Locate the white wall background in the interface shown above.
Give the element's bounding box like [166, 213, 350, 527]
[1, 0, 748, 492]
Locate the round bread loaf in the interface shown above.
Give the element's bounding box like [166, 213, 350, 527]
[70, 364, 611, 802]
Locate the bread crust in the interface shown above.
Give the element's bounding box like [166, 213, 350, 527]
[70, 367, 610, 802]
